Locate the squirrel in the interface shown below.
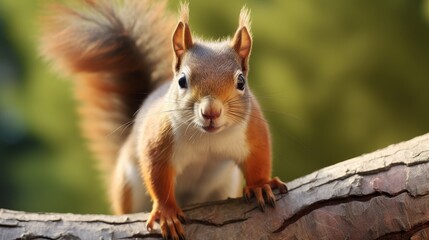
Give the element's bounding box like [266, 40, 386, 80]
[40, 0, 288, 239]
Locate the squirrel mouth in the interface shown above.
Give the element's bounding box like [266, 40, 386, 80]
[201, 122, 223, 133]
[202, 125, 220, 133]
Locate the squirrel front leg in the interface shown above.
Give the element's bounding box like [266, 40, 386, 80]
[241, 100, 288, 210]
[140, 118, 186, 240]
[144, 160, 186, 240]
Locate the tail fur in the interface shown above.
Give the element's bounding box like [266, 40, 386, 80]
[40, 0, 175, 177]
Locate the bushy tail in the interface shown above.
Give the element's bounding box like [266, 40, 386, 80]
[40, 0, 175, 177]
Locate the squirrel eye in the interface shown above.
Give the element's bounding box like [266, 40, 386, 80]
[178, 73, 187, 89]
[237, 74, 246, 91]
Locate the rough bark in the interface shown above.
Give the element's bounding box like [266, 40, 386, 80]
[1, 133, 429, 240]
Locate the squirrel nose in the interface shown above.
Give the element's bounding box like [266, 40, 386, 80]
[201, 108, 221, 120]
[200, 97, 223, 120]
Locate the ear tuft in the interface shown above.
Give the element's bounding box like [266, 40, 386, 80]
[172, 2, 193, 71]
[179, 2, 190, 25]
[239, 6, 251, 32]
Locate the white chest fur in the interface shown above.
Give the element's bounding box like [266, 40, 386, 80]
[171, 124, 247, 204]
[171, 124, 249, 174]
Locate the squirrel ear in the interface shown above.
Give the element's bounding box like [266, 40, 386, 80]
[232, 7, 252, 73]
[172, 21, 193, 71]
[232, 26, 252, 73]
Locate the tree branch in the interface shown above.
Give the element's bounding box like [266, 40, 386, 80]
[1, 133, 429, 239]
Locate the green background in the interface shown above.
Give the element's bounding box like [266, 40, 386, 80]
[0, 0, 428, 214]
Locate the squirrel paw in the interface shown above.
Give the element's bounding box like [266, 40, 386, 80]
[147, 206, 188, 240]
[243, 177, 288, 211]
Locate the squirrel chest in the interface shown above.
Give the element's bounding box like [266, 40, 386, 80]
[172, 124, 247, 203]
[171, 123, 250, 174]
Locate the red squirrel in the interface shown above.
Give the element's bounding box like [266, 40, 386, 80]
[40, 1, 287, 239]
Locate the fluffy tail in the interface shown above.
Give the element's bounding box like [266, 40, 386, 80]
[40, 0, 175, 177]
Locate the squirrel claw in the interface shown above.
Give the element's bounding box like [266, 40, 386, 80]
[146, 212, 158, 232]
[270, 177, 288, 194]
[258, 201, 266, 212]
[243, 187, 253, 202]
[148, 206, 187, 240]
[268, 197, 276, 208]
[263, 184, 276, 208]
[253, 187, 265, 211]
[179, 232, 186, 240]
[177, 214, 189, 224]
[244, 177, 288, 211]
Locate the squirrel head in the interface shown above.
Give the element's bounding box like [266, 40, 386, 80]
[167, 4, 253, 135]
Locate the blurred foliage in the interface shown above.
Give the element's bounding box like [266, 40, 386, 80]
[0, 0, 428, 214]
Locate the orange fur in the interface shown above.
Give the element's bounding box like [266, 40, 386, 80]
[242, 98, 272, 186]
[140, 110, 176, 209]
